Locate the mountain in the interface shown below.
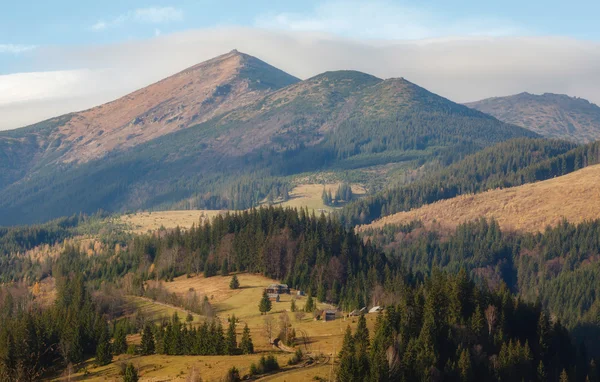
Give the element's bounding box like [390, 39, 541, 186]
[0, 50, 299, 188]
[358, 163, 600, 233]
[0, 52, 537, 225]
[466, 92, 600, 143]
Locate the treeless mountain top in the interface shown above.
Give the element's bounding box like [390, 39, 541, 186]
[358, 164, 600, 233]
[465, 92, 600, 143]
[50, 50, 300, 163]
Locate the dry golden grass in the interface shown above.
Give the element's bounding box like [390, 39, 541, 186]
[274, 183, 366, 214]
[117, 183, 366, 233]
[360, 164, 600, 233]
[118, 210, 225, 233]
[64, 273, 378, 381]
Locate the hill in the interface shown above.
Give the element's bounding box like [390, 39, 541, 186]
[466, 92, 600, 143]
[340, 138, 600, 227]
[0, 52, 537, 225]
[359, 163, 600, 233]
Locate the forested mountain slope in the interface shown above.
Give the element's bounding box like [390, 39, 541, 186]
[341, 139, 600, 226]
[0, 55, 536, 225]
[466, 92, 600, 143]
[1, 207, 597, 380]
[359, 163, 600, 233]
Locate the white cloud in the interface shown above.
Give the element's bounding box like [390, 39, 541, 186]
[91, 6, 183, 31]
[134, 7, 183, 23]
[255, 1, 524, 40]
[91, 21, 107, 31]
[1, 28, 599, 130]
[0, 44, 37, 54]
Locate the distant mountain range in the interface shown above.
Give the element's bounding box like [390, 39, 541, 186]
[466, 92, 600, 143]
[0, 50, 537, 225]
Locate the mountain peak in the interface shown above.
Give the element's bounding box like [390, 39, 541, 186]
[31, 51, 299, 163]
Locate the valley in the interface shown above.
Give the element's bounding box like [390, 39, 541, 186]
[1, 49, 600, 382]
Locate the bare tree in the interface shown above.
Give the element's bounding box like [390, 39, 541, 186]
[264, 316, 275, 344]
[485, 305, 497, 336]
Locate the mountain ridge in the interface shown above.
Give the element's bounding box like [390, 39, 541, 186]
[0, 51, 537, 225]
[466, 92, 600, 143]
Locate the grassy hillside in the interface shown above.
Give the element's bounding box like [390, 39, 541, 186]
[340, 138, 600, 227]
[359, 163, 600, 233]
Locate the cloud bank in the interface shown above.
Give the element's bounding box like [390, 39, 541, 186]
[1, 27, 599, 130]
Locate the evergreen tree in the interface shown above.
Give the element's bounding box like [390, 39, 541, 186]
[290, 298, 296, 312]
[354, 314, 369, 352]
[458, 347, 472, 382]
[95, 323, 112, 366]
[226, 315, 237, 355]
[304, 292, 315, 313]
[259, 290, 272, 315]
[221, 259, 229, 276]
[537, 361, 546, 382]
[140, 323, 155, 356]
[337, 326, 355, 382]
[113, 323, 128, 355]
[229, 274, 240, 290]
[123, 363, 139, 382]
[240, 324, 254, 354]
[560, 369, 570, 382]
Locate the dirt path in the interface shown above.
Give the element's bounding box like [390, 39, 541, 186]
[256, 354, 332, 381]
[132, 296, 204, 320]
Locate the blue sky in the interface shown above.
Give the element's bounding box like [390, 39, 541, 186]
[2, 0, 599, 70]
[1, 0, 600, 130]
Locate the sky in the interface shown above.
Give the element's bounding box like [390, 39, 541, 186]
[1, 0, 600, 130]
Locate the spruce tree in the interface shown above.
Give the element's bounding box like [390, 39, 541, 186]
[95, 323, 112, 366]
[458, 347, 472, 382]
[140, 323, 155, 356]
[113, 324, 128, 355]
[229, 274, 240, 290]
[337, 326, 355, 382]
[354, 314, 369, 352]
[259, 290, 272, 315]
[240, 324, 254, 354]
[123, 363, 139, 382]
[560, 369, 570, 382]
[226, 315, 237, 355]
[304, 292, 315, 313]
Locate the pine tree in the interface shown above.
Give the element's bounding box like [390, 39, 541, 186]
[458, 347, 472, 382]
[354, 314, 369, 352]
[229, 274, 240, 290]
[113, 323, 128, 355]
[259, 290, 272, 315]
[140, 323, 155, 356]
[240, 324, 254, 354]
[123, 363, 139, 382]
[95, 323, 112, 366]
[537, 361, 546, 382]
[337, 326, 355, 382]
[221, 259, 229, 276]
[304, 292, 315, 313]
[226, 315, 237, 355]
[560, 369, 570, 382]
